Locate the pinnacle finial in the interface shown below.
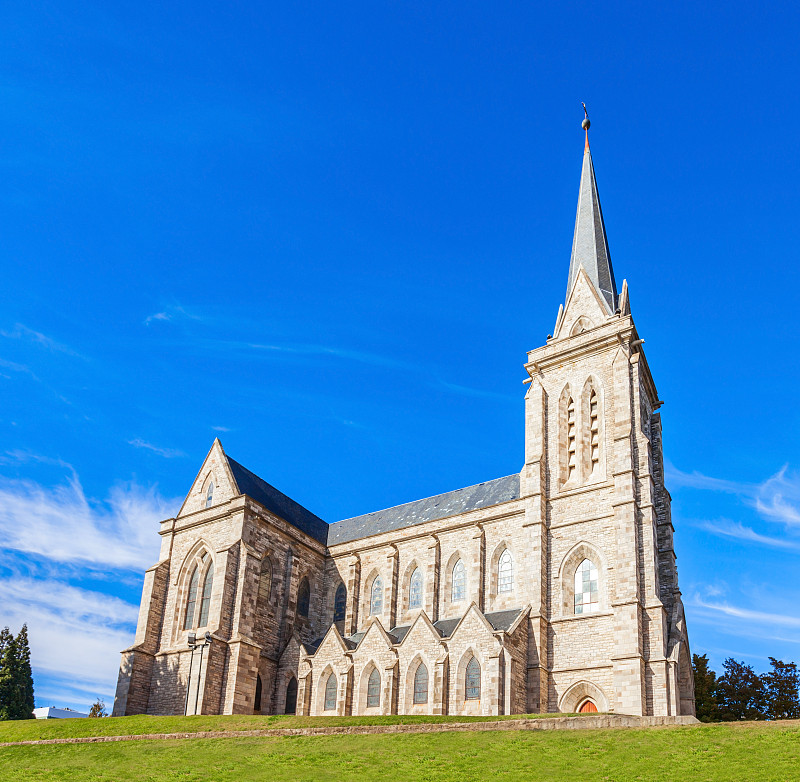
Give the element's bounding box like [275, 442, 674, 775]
[581, 103, 590, 150]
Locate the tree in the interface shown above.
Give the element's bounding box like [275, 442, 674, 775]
[0, 625, 35, 721]
[716, 658, 766, 721]
[762, 657, 800, 720]
[692, 653, 720, 722]
[88, 699, 108, 718]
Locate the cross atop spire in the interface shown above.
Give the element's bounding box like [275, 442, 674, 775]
[565, 106, 618, 314]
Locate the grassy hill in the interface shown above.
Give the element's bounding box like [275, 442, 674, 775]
[1, 714, 798, 781]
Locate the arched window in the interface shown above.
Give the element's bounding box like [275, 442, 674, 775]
[258, 558, 272, 605]
[574, 559, 599, 615]
[198, 563, 214, 627]
[413, 662, 429, 704]
[297, 577, 310, 618]
[285, 677, 298, 715]
[184, 566, 199, 630]
[409, 568, 423, 609]
[589, 389, 600, 472]
[205, 481, 214, 508]
[370, 576, 383, 616]
[254, 674, 262, 712]
[567, 396, 577, 480]
[333, 583, 347, 623]
[498, 549, 513, 594]
[452, 559, 466, 602]
[367, 668, 380, 708]
[324, 673, 337, 711]
[465, 656, 481, 700]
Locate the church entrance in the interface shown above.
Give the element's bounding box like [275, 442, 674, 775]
[285, 677, 298, 715]
[578, 699, 598, 713]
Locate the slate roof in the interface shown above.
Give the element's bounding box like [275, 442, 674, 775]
[227, 453, 520, 547]
[327, 474, 521, 546]
[566, 143, 618, 314]
[227, 456, 329, 545]
[484, 609, 525, 633]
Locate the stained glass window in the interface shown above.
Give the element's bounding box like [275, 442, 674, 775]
[452, 560, 466, 602]
[297, 577, 310, 618]
[370, 576, 383, 615]
[413, 663, 429, 704]
[498, 549, 513, 594]
[258, 558, 272, 605]
[574, 559, 599, 615]
[324, 673, 337, 711]
[198, 563, 214, 627]
[184, 566, 199, 630]
[409, 568, 423, 609]
[333, 583, 347, 622]
[367, 668, 380, 708]
[465, 656, 480, 700]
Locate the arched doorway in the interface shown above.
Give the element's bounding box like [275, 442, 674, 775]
[285, 676, 298, 715]
[578, 699, 598, 713]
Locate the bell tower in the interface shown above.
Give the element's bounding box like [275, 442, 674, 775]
[521, 109, 694, 716]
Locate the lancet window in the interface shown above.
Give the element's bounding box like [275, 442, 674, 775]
[367, 668, 381, 708]
[409, 568, 423, 609]
[498, 549, 513, 594]
[333, 583, 347, 623]
[465, 656, 481, 700]
[324, 673, 337, 711]
[370, 576, 383, 615]
[574, 559, 599, 615]
[452, 560, 466, 602]
[297, 577, 310, 618]
[205, 481, 214, 508]
[413, 663, 429, 704]
[197, 563, 214, 627]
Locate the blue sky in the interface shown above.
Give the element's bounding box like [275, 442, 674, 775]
[1, 2, 799, 711]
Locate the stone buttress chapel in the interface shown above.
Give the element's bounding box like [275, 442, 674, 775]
[113, 120, 695, 719]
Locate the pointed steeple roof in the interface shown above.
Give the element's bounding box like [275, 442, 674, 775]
[565, 109, 618, 314]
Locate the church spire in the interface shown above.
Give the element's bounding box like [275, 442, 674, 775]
[565, 106, 618, 314]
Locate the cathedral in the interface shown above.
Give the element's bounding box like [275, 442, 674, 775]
[113, 118, 695, 719]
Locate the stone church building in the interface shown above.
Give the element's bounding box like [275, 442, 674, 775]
[113, 122, 695, 719]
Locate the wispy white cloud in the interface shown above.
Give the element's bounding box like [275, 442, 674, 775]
[693, 594, 800, 631]
[0, 472, 175, 570]
[1, 323, 84, 358]
[0, 356, 39, 380]
[696, 519, 800, 550]
[144, 304, 203, 326]
[0, 577, 138, 700]
[127, 438, 187, 459]
[211, 425, 231, 432]
[668, 462, 800, 529]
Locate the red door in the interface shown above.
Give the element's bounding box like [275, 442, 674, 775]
[579, 700, 598, 713]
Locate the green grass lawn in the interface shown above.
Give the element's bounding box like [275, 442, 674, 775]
[0, 712, 557, 743]
[1, 717, 798, 782]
